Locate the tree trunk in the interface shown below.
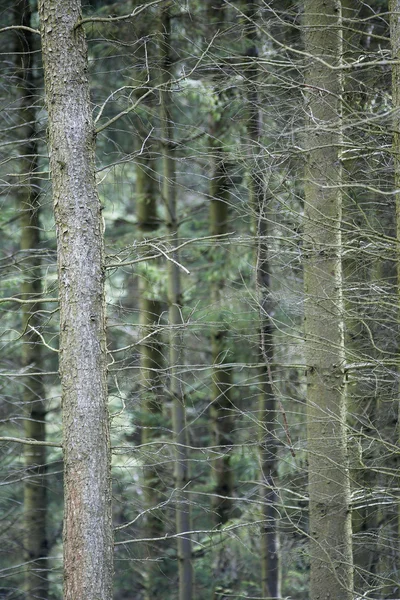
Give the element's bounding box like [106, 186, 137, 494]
[159, 5, 193, 599]
[15, 1, 48, 596]
[209, 128, 234, 527]
[388, 3, 400, 595]
[304, 2, 353, 600]
[245, 1, 280, 597]
[207, 0, 235, 532]
[39, 1, 113, 599]
[136, 140, 165, 600]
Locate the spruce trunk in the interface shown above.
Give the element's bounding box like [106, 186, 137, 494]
[245, 1, 280, 596]
[136, 143, 165, 600]
[15, 1, 48, 595]
[209, 135, 234, 527]
[389, 3, 400, 594]
[39, 1, 113, 599]
[304, 2, 353, 600]
[159, 5, 193, 599]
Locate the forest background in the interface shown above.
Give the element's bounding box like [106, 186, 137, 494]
[0, 1, 399, 600]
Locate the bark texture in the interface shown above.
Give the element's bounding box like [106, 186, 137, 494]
[159, 4, 193, 599]
[245, 1, 280, 597]
[304, 2, 353, 600]
[39, 2, 113, 599]
[15, 1, 48, 595]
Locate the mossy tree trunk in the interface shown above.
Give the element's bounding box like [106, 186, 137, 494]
[15, 1, 48, 596]
[304, 2, 353, 600]
[245, 1, 280, 597]
[39, 1, 113, 599]
[159, 4, 193, 599]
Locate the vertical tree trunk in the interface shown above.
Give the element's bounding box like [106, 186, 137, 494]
[39, 2, 113, 599]
[209, 125, 234, 527]
[15, 1, 48, 595]
[207, 0, 235, 532]
[245, 1, 280, 597]
[159, 4, 193, 599]
[304, 2, 353, 600]
[341, 3, 379, 592]
[136, 141, 165, 600]
[388, 3, 400, 595]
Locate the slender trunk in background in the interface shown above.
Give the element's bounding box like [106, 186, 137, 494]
[39, 1, 113, 599]
[388, 3, 400, 595]
[136, 141, 165, 600]
[245, 1, 280, 597]
[209, 114, 234, 528]
[341, 3, 378, 592]
[159, 4, 193, 599]
[304, 2, 353, 600]
[15, 1, 48, 596]
[207, 0, 235, 532]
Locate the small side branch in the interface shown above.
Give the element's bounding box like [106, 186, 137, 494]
[0, 436, 61, 448]
[76, 0, 165, 28]
[0, 25, 40, 35]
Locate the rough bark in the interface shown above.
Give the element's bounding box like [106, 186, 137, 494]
[304, 2, 353, 600]
[159, 4, 193, 599]
[15, 1, 48, 596]
[38, 1, 113, 599]
[245, 1, 280, 597]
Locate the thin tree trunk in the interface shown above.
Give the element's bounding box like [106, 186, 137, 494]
[136, 141, 165, 600]
[39, 2, 113, 599]
[15, 1, 48, 595]
[207, 0, 235, 532]
[159, 5, 193, 599]
[209, 91, 236, 600]
[388, 3, 400, 595]
[341, 3, 379, 592]
[304, 2, 353, 600]
[245, 1, 280, 597]
[209, 127, 234, 527]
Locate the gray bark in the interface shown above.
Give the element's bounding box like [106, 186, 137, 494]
[39, 1, 113, 599]
[304, 2, 353, 600]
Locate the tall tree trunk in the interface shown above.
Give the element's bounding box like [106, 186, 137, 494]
[341, 3, 379, 592]
[159, 5, 193, 599]
[39, 2, 113, 599]
[304, 2, 353, 600]
[209, 121, 234, 527]
[207, 0, 235, 532]
[136, 140, 165, 600]
[15, 1, 48, 596]
[245, 1, 280, 597]
[388, 3, 400, 595]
